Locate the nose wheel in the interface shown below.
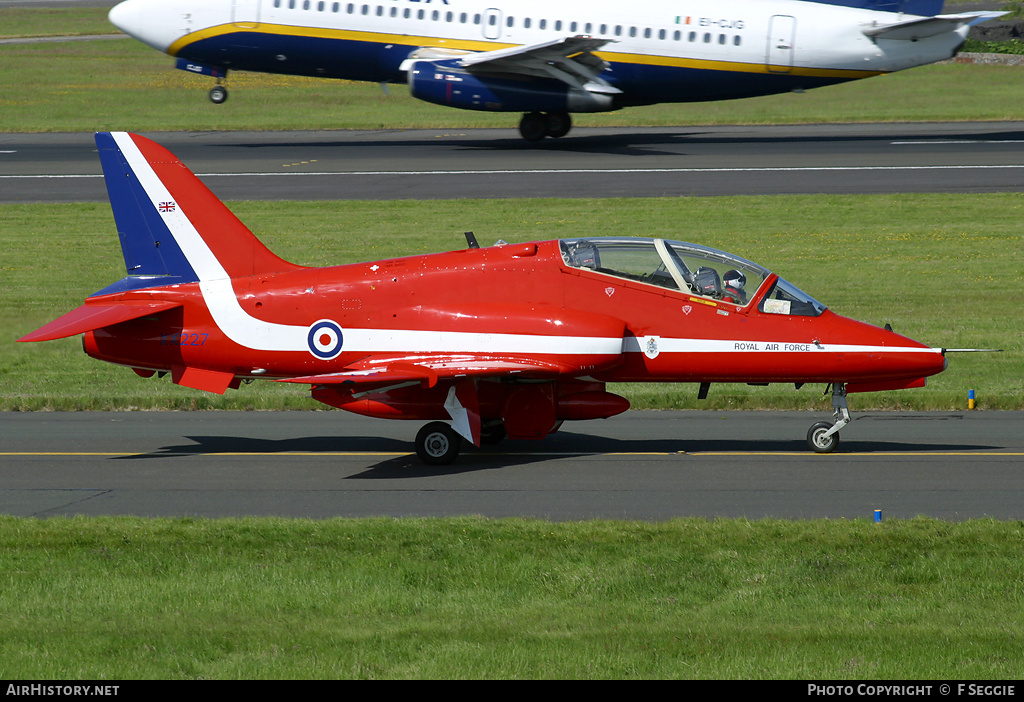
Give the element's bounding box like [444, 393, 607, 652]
[807, 383, 850, 453]
[209, 85, 228, 104]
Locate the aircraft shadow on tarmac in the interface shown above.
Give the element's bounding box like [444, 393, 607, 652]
[224, 127, 1024, 157]
[111, 432, 998, 478]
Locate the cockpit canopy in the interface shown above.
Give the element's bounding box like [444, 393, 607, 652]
[559, 237, 826, 316]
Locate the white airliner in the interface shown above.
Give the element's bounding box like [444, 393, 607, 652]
[107, 0, 1002, 140]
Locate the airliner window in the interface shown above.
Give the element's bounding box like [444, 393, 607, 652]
[760, 278, 827, 317]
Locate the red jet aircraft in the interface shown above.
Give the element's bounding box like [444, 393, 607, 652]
[20, 132, 949, 463]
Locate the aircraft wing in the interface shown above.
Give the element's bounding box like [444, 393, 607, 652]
[457, 35, 622, 94]
[863, 11, 1006, 41]
[278, 354, 571, 390]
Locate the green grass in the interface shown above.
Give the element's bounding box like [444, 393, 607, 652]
[0, 515, 1022, 679]
[4, 194, 1022, 412]
[2, 7, 1024, 132]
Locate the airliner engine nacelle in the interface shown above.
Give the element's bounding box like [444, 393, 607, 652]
[407, 60, 616, 114]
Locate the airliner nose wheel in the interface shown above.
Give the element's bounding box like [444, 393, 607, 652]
[209, 85, 228, 104]
[518, 112, 573, 141]
[415, 421, 463, 465]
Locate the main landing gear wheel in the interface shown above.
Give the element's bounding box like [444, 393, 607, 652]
[209, 85, 228, 104]
[807, 421, 839, 454]
[415, 421, 463, 465]
[544, 111, 572, 138]
[518, 111, 573, 141]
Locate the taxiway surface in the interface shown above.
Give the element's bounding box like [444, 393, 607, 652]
[3, 122, 1024, 202]
[3, 411, 1022, 520]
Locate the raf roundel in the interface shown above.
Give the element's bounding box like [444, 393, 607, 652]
[307, 320, 344, 360]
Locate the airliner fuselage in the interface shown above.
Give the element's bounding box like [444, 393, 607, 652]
[107, 0, 1001, 139]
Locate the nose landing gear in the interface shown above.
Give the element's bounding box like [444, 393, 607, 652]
[807, 383, 851, 453]
[209, 84, 228, 104]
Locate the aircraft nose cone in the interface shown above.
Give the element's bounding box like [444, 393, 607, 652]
[108, 0, 139, 35]
[108, 0, 181, 52]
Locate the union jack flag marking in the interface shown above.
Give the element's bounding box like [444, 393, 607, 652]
[158, 201, 176, 213]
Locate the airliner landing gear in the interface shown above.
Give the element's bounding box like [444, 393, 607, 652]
[415, 421, 463, 465]
[209, 84, 228, 104]
[807, 383, 851, 453]
[518, 111, 572, 141]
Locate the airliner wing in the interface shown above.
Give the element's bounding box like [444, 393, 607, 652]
[863, 11, 1006, 41]
[458, 36, 622, 94]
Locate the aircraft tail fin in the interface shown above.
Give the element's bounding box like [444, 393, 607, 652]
[92, 132, 301, 296]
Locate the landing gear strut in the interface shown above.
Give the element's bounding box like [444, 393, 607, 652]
[807, 383, 851, 454]
[519, 111, 572, 141]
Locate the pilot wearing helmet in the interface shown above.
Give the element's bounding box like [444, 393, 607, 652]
[722, 269, 747, 305]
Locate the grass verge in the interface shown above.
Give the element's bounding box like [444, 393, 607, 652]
[1, 515, 1022, 679]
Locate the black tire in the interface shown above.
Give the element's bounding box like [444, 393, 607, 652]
[807, 421, 839, 454]
[518, 112, 547, 142]
[480, 423, 506, 446]
[415, 422, 462, 465]
[544, 111, 572, 138]
[209, 86, 228, 104]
